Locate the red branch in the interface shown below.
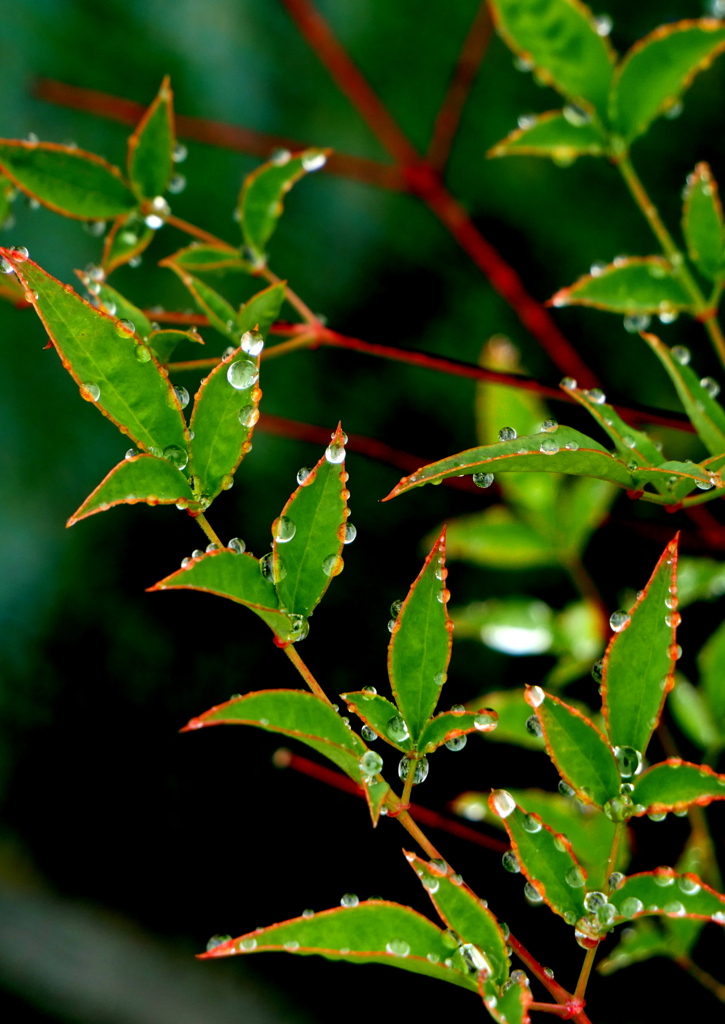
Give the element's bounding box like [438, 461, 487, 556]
[275, 748, 507, 852]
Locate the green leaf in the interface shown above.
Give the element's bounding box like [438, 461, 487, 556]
[632, 459, 719, 498]
[388, 529, 453, 740]
[237, 281, 285, 336]
[161, 242, 250, 275]
[149, 548, 294, 639]
[566, 381, 666, 469]
[272, 425, 349, 618]
[238, 149, 330, 262]
[405, 852, 509, 986]
[82, 275, 153, 339]
[199, 900, 479, 991]
[385, 426, 635, 500]
[632, 759, 725, 815]
[188, 345, 261, 503]
[549, 257, 692, 315]
[547, 600, 605, 687]
[183, 689, 366, 782]
[610, 20, 725, 145]
[699, 619, 725, 725]
[598, 917, 674, 975]
[602, 535, 679, 755]
[127, 76, 175, 200]
[102, 213, 154, 274]
[0, 140, 137, 220]
[487, 0, 614, 116]
[528, 688, 620, 809]
[341, 692, 413, 753]
[5, 252, 188, 453]
[0, 173, 14, 225]
[488, 793, 587, 924]
[162, 262, 236, 338]
[67, 454, 194, 525]
[365, 781, 390, 826]
[417, 708, 498, 754]
[646, 322, 725, 455]
[442, 507, 558, 570]
[682, 162, 725, 282]
[472, 690, 545, 750]
[483, 976, 532, 1024]
[669, 676, 721, 751]
[488, 110, 606, 162]
[553, 477, 618, 561]
[609, 869, 725, 924]
[451, 598, 554, 656]
[678, 557, 725, 607]
[148, 328, 204, 365]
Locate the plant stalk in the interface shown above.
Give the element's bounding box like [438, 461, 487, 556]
[283, 645, 333, 705]
[193, 512, 223, 548]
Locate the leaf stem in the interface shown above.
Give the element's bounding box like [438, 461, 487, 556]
[616, 154, 725, 368]
[283, 644, 333, 705]
[400, 760, 417, 808]
[604, 820, 625, 893]
[193, 511, 223, 548]
[574, 946, 597, 1003]
[164, 213, 236, 251]
[394, 808, 444, 860]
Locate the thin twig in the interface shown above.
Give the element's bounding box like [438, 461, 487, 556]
[192, 512, 223, 547]
[283, 644, 333, 704]
[165, 213, 235, 250]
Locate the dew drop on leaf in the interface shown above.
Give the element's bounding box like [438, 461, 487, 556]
[325, 442, 346, 464]
[360, 751, 383, 776]
[492, 789, 516, 818]
[472, 472, 494, 488]
[322, 553, 343, 577]
[206, 934, 231, 951]
[81, 382, 100, 402]
[296, 467, 312, 485]
[273, 515, 296, 543]
[623, 314, 650, 333]
[445, 734, 467, 752]
[587, 389, 606, 404]
[227, 359, 259, 390]
[340, 893, 359, 908]
[558, 780, 575, 797]
[115, 318, 135, 338]
[387, 715, 409, 742]
[386, 938, 410, 957]
[565, 867, 585, 888]
[522, 813, 541, 833]
[174, 385, 190, 408]
[241, 330, 265, 356]
[228, 537, 245, 554]
[540, 438, 559, 454]
[525, 714, 542, 737]
[474, 710, 496, 731]
[501, 850, 520, 873]
[524, 881, 544, 905]
[361, 725, 377, 742]
[609, 610, 630, 632]
[163, 445, 188, 470]
[498, 426, 517, 441]
[398, 755, 429, 784]
[671, 345, 691, 365]
[701, 376, 721, 398]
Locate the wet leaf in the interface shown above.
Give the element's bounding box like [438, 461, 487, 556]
[341, 692, 413, 753]
[677, 557, 725, 607]
[668, 676, 721, 751]
[365, 781, 390, 826]
[472, 690, 544, 750]
[148, 328, 204, 365]
[486, 0, 614, 117]
[609, 869, 725, 924]
[481, 973, 531, 1024]
[0, 173, 14, 225]
[549, 257, 692, 314]
[699, 619, 725, 725]
[598, 917, 676, 975]
[272, 425, 349, 618]
[188, 346, 261, 502]
[442, 507, 558, 570]
[528, 689, 620, 808]
[682, 162, 725, 282]
[451, 598, 554, 656]
[237, 281, 285, 336]
[488, 110, 606, 161]
[632, 759, 725, 815]
[417, 708, 498, 754]
[489, 794, 587, 924]
[405, 852, 509, 986]
[388, 529, 453, 741]
[199, 901, 479, 991]
[632, 459, 720, 498]
[149, 548, 294, 639]
[127, 76, 175, 200]
[566, 382, 665, 469]
[68, 454, 194, 525]
[238, 148, 330, 262]
[182, 689, 366, 782]
[161, 261, 236, 338]
[161, 242, 249, 274]
[4, 251, 187, 453]
[385, 427, 635, 500]
[553, 477, 618, 562]
[602, 535, 679, 754]
[101, 213, 154, 274]
[89, 276, 153, 339]
[0, 140, 136, 219]
[610, 20, 725, 144]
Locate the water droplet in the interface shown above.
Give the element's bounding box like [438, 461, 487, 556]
[664, 900, 685, 917]
[387, 715, 409, 742]
[302, 908, 314, 919]
[259, 552, 274, 581]
[240, 937, 257, 951]
[115, 318, 135, 338]
[678, 875, 701, 895]
[610, 610, 630, 632]
[360, 751, 383, 776]
[227, 359, 259, 390]
[173, 142, 188, 163]
[540, 438, 559, 455]
[623, 314, 651, 333]
[670, 345, 691, 366]
[192, 550, 204, 560]
[241, 330, 265, 356]
[163, 445, 188, 470]
[426, 951, 440, 964]
[584, 892, 607, 913]
[502, 850, 520, 873]
[560, 377, 578, 390]
[472, 472, 494, 488]
[558, 780, 575, 797]
[133, 343, 151, 363]
[422, 875, 440, 893]
[565, 867, 585, 888]
[525, 714, 542, 737]
[322, 553, 343, 577]
[81, 382, 100, 402]
[173, 385, 190, 409]
[524, 881, 544, 905]
[563, 103, 591, 127]
[608, 872, 624, 891]
[398, 755, 429, 784]
[302, 151, 327, 172]
[594, 12, 613, 35]
[522, 813, 542, 833]
[587, 388, 606, 404]
[565, 439, 580, 451]
[324, 441, 346, 464]
[272, 515, 296, 543]
[0, 257, 13, 274]
[227, 537, 246, 554]
[445, 734, 467, 752]
[540, 419, 558, 432]
[492, 789, 516, 818]
[206, 934, 231, 951]
[613, 746, 642, 778]
[574, 916, 601, 949]
[361, 725, 377, 742]
[295, 468, 314, 489]
[517, 113, 537, 130]
[474, 710, 496, 731]
[499, 426, 517, 441]
[449, 704, 465, 717]
[386, 938, 410, 957]
[9, 245, 28, 261]
[340, 893, 359, 908]
[458, 943, 491, 975]
[125, 447, 139, 460]
[702, 376, 721, 398]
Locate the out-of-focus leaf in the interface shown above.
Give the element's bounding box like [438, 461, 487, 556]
[486, 0, 614, 116]
[677, 557, 725, 607]
[199, 900, 478, 990]
[237, 281, 285, 336]
[597, 918, 673, 975]
[451, 598, 554, 655]
[699, 619, 725, 725]
[101, 213, 154, 274]
[566, 381, 666, 469]
[405, 853, 509, 985]
[341, 691, 412, 753]
[441, 507, 558, 570]
[0, 173, 15, 225]
[161, 242, 249, 274]
[67, 455, 194, 525]
[643, 332, 725, 458]
[161, 261, 237, 338]
[549, 258, 692, 315]
[273, 426, 348, 618]
[471, 690, 544, 750]
[489, 794, 587, 924]
[148, 328, 204, 364]
[528, 688, 620, 808]
[602, 535, 679, 754]
[182, 689, 366, 782]
[0, 140, 136, 219]
[127, 76, 175, 200]
[554, 476, 618, 561]
[609, 869, 725, 924]
[547, 600, 605, 687]
[488, 111, 605, 162]
[610, 20, 725, 145]
[417, 708, 498, 754]
[149, 548, 294, 639]
[385, 427, 635, 500]
[388, 529, 452, 741]
[5, 251, 188, 453]
[238, 148, 330, 262]
[682, 162, 725, 282]
[188, 346, 261, 503]
[669, 676, 721, 751]
[632, 759, 725, 814]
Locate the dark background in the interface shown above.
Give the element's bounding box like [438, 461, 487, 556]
[1, 1, 725, 1021]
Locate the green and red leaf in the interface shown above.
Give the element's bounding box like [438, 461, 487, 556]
[127, 76, 175, 200]
[549, 257, 692, 315]
[565, 380, 665, 469]
[488, 110, 606, 162]
[417, 709, 498, 754]
[609, 869, 725, 924]
[67, 455, 194, 525]
[148, 328, 204, 364]
[101, 213, 154, 274]
[631, 759, 725, 815]
[160, 241, 247, 274]
[341, 691, 413, 753]
[682, 162, 725, 282]
[161, 260, 236, 337]
[237, 281, 285, 336]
